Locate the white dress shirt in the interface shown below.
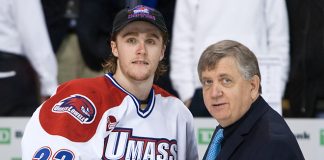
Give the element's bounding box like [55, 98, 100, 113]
[0, 0, 58, 96]
[171, 0, 289, 114]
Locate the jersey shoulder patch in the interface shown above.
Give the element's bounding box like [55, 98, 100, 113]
[52, 94, 96, 124]
[39, 77, 108, 142]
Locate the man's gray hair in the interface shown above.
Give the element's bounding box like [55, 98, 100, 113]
[197, 40, 262, 93]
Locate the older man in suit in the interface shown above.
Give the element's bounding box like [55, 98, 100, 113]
[198, 40, 304, 160]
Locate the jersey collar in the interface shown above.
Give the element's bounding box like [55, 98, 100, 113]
[105, 73, 155, 118]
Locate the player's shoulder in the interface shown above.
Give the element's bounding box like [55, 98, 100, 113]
[59, 76, 108, 90]
[153, 84, 176, 97]
[153, 85, 194, 119]
[56, 75, 120, 95]
[36, 76, 116, 142]
[153, 84, 184, 105]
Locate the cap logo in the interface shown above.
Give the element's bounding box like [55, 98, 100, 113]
[112, 5, 167, 35]
[133, 7, 149, 14]
[128, 6, 156, 21]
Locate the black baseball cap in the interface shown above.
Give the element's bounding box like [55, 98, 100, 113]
[112, 5, 168, 37]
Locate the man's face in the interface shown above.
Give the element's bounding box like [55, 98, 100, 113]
[111, 21, 165, 82]
[201, 57, 259, 127]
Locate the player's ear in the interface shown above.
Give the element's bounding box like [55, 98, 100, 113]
[159, 44, 166, 61]
[111, 41, 118, 57]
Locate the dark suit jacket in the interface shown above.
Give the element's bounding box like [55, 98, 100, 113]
[203, 96, 305, 160]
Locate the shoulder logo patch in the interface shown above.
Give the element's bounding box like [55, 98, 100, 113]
[52, 94, 96, 124]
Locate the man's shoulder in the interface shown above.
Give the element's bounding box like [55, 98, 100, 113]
[253, 108, 295, 141]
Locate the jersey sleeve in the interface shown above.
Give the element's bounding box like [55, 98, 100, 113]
[21, 79, 106, 159]
[174, 98, 199, 160]
[185, 109, 199, 160]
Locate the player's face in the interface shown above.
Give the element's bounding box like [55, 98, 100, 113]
[201, 57, 259, 127]
[111, 21, 165, 82]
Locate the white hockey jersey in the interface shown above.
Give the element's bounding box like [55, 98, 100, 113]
[21, 73, 199, 160]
